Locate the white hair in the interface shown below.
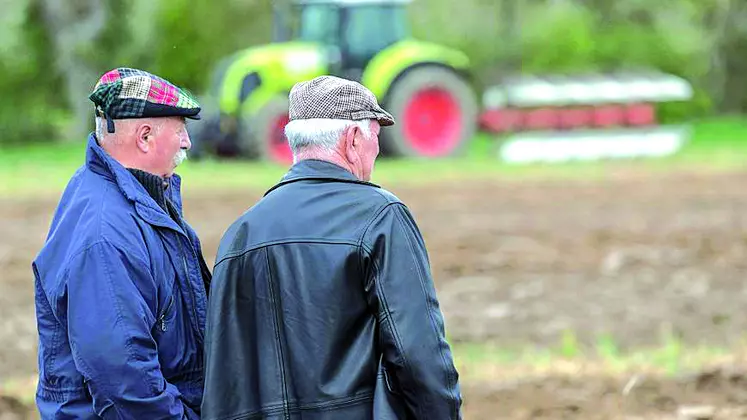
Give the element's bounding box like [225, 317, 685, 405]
[95, 117, 111, 143]
[284, 118, 372, 153]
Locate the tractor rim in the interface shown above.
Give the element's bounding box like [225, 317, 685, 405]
[268, 113, 293, 164]
[403, 87, 463, 156]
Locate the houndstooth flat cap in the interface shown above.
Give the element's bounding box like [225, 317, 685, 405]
[288, 76, 395, 126]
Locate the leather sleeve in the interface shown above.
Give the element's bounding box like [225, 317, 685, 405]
[201, 251, 252, 420]
[362, 202, 463, 420]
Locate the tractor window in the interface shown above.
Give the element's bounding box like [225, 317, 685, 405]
[342, 6, 408, 68]
[298, 5, 340, 46]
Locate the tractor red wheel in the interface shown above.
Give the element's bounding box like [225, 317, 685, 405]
[381, 66, 478, 158]
[267, 113, 292, 164]
[402, 88, 463, 156]
[239, 96, 294, 165]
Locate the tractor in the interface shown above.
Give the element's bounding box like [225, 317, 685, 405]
[190, 0, 696, 164]
[189, 0, 479, 164]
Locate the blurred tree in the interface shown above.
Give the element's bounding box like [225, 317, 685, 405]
[39, 0, 108, 141]
[702, 0, 747, 113]
[149, 0, 274, 93]
[518, 1, 598, 73]
[0, 0, 67, 145]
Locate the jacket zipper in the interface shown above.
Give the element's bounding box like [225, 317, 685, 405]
[178, 238, 204, 342]
[158, 295, 174, 332]
[145, 199, 206, 341]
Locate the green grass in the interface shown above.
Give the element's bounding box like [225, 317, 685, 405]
[452, 329, 744, 384]
[1, 116, 747, 198]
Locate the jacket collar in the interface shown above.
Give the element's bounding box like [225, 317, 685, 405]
[265, 159, 380, 196]
[85, 133, 185, 232]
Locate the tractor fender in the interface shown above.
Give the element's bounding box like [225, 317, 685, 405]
[381, 61, 474, 105]
[360, 39, 471, 102]
[215, 42, 328, 116]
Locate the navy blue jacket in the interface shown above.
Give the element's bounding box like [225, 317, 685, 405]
[202, 159, 462, 419]
[32, 134, 209, 418]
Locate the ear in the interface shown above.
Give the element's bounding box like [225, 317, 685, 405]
[135, 123, 153, 153]
[343, 125, 360, 164]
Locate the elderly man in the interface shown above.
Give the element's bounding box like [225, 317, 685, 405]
[202, 76, 462, 419]
[32, 68, 212, 418]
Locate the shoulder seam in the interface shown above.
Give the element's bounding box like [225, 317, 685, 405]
[369, 186, 402, 204]
[357, 202, 404, 248]
[214, 238, 360, 268]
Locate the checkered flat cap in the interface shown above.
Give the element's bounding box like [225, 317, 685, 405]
[289, 76, 395, 126]
[89, 68, 201, 125]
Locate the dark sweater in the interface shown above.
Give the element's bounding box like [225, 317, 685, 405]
[127, 168, 177, 219]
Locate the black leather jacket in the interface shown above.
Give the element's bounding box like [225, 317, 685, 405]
[202, 160, 462, 419]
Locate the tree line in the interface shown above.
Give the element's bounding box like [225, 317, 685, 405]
[1, 0, 746, 145]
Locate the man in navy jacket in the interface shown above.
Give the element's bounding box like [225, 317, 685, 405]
[202, 76, 462, 419]
[33, 68, 211, 418]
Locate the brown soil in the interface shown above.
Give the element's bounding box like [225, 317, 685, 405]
[461, 366, 747, 419]
[3, 169, 747, 418]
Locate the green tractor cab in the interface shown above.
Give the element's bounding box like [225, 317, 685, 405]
[190, 0, 479, 164]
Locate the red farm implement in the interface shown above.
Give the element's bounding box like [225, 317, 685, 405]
[478, 72, 694, 163]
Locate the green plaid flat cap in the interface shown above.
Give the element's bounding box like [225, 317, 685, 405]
[89, 68, 201, 133]
[289, 76, 395, 126]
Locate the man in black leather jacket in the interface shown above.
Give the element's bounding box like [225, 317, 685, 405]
[202, 75, 462, 419]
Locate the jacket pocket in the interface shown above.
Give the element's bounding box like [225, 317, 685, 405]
[157, 294, 176, 332]
[375, 366, 411, 419]
[382, 366, 402, 396]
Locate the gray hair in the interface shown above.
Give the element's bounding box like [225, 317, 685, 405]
[284, 118, 372, 154]
[94, 117, 110, 143]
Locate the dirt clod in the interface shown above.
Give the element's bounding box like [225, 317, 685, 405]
[677, 405, 716, 420]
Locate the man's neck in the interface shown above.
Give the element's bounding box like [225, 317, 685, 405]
[294, 149, 359, 179]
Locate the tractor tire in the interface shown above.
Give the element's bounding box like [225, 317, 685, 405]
[237, 96, 293, 164]
[381, 65, 478, 158]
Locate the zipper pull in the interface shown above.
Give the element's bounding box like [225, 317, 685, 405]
[159, 295, 174, 332]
